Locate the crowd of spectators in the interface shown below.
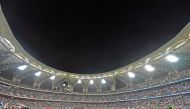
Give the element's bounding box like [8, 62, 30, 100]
[0, 77, 189, 108]
[0, 93, 189, 109]
[0, 68, 189, 108]
[0, 77, 189, 102]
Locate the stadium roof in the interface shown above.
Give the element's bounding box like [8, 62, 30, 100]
[0, 5, 190, 93]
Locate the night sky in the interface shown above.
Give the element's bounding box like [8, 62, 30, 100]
[0, 0, 190, 74]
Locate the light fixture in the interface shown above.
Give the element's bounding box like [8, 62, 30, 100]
[166, 54, 179, 63]
[145, 65, 155, 72]
[17, 65, 27, 70]
[77, 79, 82, 84]
[101, 79, 106, 84]
[128, 72, 135, 78]
[35, 71, 41, 77]
[90, 80, 94, 84]
[50, 75, 55, 80]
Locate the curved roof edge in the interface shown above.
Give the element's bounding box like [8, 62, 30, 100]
[0, 6, 190, 78]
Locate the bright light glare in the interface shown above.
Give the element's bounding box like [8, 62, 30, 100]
[50, 75, 55, 80]
[145, 65, 155, 72]
[90, 80, 94, 84]
[17, 65, 27, 70]
[77, 79, 82, 84]
[35, 71, 41, 77]
[166, 54, 179, 63]
[128, 72, 135, 78]
[101, 79, 106, 84]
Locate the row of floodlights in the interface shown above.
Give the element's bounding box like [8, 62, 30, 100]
[16, 54, 179, 84]
[77, 78, 106, 84]
[138, 54, 178, 76]
[77, 54, 179, 84]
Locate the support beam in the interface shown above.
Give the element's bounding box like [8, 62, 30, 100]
[111, 78, 116, 91]
[52, 77, 68, 91]
[13, 69, 38, 82]
[81, 79, 90, 93]
[0, 54, 12, 65]
[94, 79, 102, 93]
[0, 51, 12, 62]
[68, 78, 78, 92]
[52, 78, 63, 90]
[155, 64, 177, 74]
[116, 75, 128, 86]
[0, 62, 25, 72]
[33, 74, 51, 88]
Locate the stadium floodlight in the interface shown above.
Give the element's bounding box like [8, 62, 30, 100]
[35, 71, 41, 77]
[90, 80, 94, 84]
[145, 65, 155, 72]
[50, 75, 55, 80]
[101, 79, 106, 84]
[17, 65, 27, 70]
[128, 72, 135, 78]
[166, 54, 179, 63]
[77, 79, 82, 84]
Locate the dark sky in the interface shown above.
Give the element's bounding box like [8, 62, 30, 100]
[0, 0, 190, 74]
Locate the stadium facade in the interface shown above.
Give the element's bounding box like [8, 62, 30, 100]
[0, 4, 190, 109]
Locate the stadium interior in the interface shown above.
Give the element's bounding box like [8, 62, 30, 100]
[0, 3, 190, 109]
